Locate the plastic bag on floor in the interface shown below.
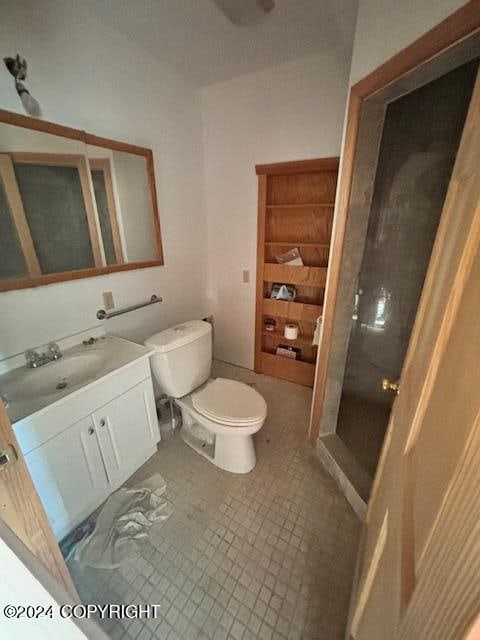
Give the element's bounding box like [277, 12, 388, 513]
[74, 473, 173, 569]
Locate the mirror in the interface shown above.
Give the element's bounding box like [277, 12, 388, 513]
[86, 145, 159, 264]
[0, 112, 163, 291]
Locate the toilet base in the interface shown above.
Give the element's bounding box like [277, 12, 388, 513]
[174, 385, 262, 474]
[179, 417, 257, 474]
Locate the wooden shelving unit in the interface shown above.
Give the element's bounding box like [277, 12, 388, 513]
[254, 157, 338, 387]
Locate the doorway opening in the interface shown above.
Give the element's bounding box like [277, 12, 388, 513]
[311, 27, 480, 515]
[336, 59, 479, 478]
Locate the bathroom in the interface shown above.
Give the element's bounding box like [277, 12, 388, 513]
[1, 2, 480, 640]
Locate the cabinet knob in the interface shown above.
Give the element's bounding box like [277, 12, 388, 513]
[88, 426, 95, 435]
[99, 419, 106, 427]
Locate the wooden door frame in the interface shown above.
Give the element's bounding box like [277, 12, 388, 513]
[0, 153, 42, 277]
[309, 0, 480, 446]
[10, 152, 103, 268]
[89, 157, 125, 264]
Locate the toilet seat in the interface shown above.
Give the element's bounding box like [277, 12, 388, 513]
[192, 378, 267, 427]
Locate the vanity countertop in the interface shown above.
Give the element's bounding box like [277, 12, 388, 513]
[0, 336, 154, 424]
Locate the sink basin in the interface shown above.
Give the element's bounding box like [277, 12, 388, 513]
[0, 336, 154, 423]
[13, 353, 107, 401]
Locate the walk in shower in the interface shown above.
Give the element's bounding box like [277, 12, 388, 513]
[336, 59, 479, 478]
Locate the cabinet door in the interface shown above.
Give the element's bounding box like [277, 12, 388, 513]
[93, 379, 159, 489]
[24, 416, 109, 540]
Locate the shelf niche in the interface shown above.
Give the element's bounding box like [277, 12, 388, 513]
[254, 157, 338, 387]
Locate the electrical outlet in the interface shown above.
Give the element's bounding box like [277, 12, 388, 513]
[103, 291, 114, 310]
[242, 269, 250, 283]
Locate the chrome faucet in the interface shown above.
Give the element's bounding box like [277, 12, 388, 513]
[25, 342, 63, 368]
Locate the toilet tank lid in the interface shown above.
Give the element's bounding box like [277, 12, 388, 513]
[145, 320, 212, 353]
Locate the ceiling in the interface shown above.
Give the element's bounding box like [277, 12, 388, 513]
[86, 0, 358, 87]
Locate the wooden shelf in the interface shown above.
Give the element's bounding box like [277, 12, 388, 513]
[264, 263, 327, 287]
[256, 157, 339, 176]
[265, 241, 330, 248]
[260, 352, 315, 387]
[262, 298, 322, 322]
[262, 330, 316, 349]
[266, 203, 335, 209]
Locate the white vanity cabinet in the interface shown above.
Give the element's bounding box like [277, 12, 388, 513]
[25, 415, 109, 539]
[15, 355, 159, 541]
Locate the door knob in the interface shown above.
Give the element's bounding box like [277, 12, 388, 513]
[88, 426, 95, 435]
[99, 419, 106, 427]
[382, 378, 400, 394]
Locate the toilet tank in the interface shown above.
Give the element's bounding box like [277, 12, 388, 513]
[145, 320, 212, 398]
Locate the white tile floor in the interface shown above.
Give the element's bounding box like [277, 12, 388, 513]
[67, 362, 360, 640]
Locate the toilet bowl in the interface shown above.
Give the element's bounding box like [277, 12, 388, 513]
[145, 321, 267, 473]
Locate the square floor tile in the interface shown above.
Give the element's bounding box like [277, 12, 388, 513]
[67, 362, 360, 640]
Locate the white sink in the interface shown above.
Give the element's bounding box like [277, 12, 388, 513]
[12, 353, 107, 401]
[0, 336, 154, 423]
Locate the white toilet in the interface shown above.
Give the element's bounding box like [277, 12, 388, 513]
[145, 320, 266, 473]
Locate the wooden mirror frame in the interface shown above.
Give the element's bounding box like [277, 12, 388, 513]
[0, 108, 163, 292]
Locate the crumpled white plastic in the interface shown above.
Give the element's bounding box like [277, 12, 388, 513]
[74, 473, 173, 568]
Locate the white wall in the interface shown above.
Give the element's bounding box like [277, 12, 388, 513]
[201, 49, 353, 368]
[350, 0, 467, 83]
[0, 0, 208, 361]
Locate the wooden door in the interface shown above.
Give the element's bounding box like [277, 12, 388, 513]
[25, 415, 109, 540]
[348, 68, 480, 639]
[0, 402, 77, 598]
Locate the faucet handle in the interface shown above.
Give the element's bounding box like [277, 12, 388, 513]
[25, 349, 40, 368]
[48, 342, 62, 360]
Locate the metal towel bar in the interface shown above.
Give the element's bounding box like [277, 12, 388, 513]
[96, 294, 162, 320]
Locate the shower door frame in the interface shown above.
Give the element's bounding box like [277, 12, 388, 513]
[309, 2, 480, 448]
